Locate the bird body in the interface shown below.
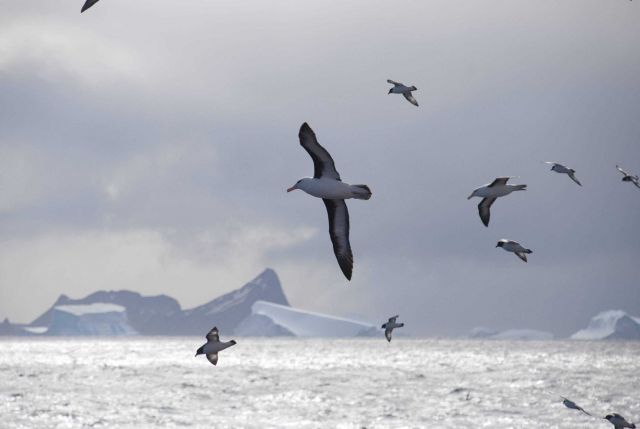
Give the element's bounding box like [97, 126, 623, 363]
[468, 177, 527, 226]
[605, 414, 636, 429]
[560, 396, 592, 416]
[381, 315, 404, 342]
[288, 123, 371, 280]
[387, 79, 419, 106]
[195, 327, 236, 366]
[496, 239, 532, 262]
[544, 162, 582, 186]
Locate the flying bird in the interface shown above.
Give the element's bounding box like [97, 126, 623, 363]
[381, 315, 404, 342]
[195, 327, 236, 366]
[544, 162, 582, 186]
[605, 414, 636, 429]
[387, 79, 419, 106]
[616, 165, 640, 189]
[81, 0, 100, 13]
[560, 396, 592, 417]
[467, 177, 527, 226]
[496, 239, 532, 262]
[288, 123, 372, 280]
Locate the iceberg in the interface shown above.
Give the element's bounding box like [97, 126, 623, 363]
[46, 303, 138, 336]
[571, 310, 640, 340]
[237, 301, 377, 337]
[468, 327, 553, 340]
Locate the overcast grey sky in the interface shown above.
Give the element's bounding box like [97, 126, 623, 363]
[0, 0, 638, 336]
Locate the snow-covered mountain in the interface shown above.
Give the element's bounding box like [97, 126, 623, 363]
[571, 310, 640, 340]
[46, 303, 138, 336]
[235, 301, 377, 337]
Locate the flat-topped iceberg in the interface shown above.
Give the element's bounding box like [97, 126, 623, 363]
[571, 310, 640, 340]
[47, 303, 138, 336]
[237, 301, 376, 337]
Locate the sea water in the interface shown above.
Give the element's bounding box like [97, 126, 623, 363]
[0, 338, 638, 428]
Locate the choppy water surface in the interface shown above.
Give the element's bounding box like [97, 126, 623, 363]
[0, 338, 638, 428]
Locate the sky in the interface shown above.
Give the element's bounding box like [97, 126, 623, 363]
[0, 0, 638, 337]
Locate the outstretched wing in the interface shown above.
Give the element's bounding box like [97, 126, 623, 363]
[616, 165, 631, 176]
[388, 315, 399, 323]
[488, 177, 511, 187]
[478, 197, 496, 227]
[323, 199, 353, 280]
[403, 92, 419, 106]
[385, 328, 393, 342]
[299, 123, 341, 180]
[568, 172, 582, 186]
[206, 353, 218, 366]
[206, 327, 219, 342]
[387, 79, 401, 86]
[515, 252, 528, 263]
[81, 0, 100, 12]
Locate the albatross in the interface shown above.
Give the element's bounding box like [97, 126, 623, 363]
[287, 123, 372, 280]
[81, 0, 101, 12]
[195, 326, 236, 366]
[467, 177, 527, 227]
[496, 239, 532, 263]
[387, 79, 419, 106]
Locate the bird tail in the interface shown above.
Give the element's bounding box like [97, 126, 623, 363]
[410, 86, 417, 91]
[524, 249, 532, 254]
[350, 184, 372, 200]
[399, 323, 405, 327]
[515, 184, 527, 191]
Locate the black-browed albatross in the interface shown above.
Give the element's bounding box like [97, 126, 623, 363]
[467, 177, 527, 227]
[287, 123, 372, 280]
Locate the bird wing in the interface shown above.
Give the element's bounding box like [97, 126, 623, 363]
[632, 177, 640, 188]
[299, 123, 341, 180]
[387, 79, 401, 86]
[616, 165, 630, 176]
[206, 353, 218, 366]
[488, 177, 511, 187]
[568, 172, 582, 186]
[403, 92, 419, 106]
[81, 0, 100, 12]
[323, 199, 353, 280]
[388, 315, 399, 323]
[478, 197, 496, 227]
[206, 326, 219, 342]
[515, 252, 528, 263]
[385, 328, 393, 342]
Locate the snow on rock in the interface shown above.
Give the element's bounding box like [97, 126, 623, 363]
[571, 310, 640, 340]
[46, 303, 138, 336]
[239, 301, 377, 337]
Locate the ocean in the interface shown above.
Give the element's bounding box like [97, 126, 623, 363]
[1, 338, 638, 428]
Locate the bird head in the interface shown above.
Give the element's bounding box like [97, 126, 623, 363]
[388, 88, 393, 94]
[230, 340, 237, 346]
[496, 241, 504, 248]
[287, 179, 302, 192]
[467, 189, 478, 200]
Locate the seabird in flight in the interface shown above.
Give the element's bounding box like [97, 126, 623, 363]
[195, 327, 236, 366]
[616, 165, 640, 189]
[387, 79, 419, 106]
[467, 177, 527, 226]
[287, 123, 371, 280]
[544, 162, 582, 186]
[496, 239, 532, 263]
[381, 315, 404, 342]
[560, 396, 592, 416]
[605, 414, 636, 429]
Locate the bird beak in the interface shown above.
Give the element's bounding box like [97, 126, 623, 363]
[467, 194, 473, 200]
[287, 186, 296, 192]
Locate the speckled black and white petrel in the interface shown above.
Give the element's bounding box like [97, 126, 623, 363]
[287, 123, 372, 281]
[496, 239, 532, 263]
[467, 177, 527, 227]
[81, 0, 100, 12]
[381, 315, 404, 342]
[195, 327, 236, 366]
[387, 79, 419, 106]
[605, 414, 636, 429]
[544, 162, 582, 186]
[616, 165, 640, 189]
